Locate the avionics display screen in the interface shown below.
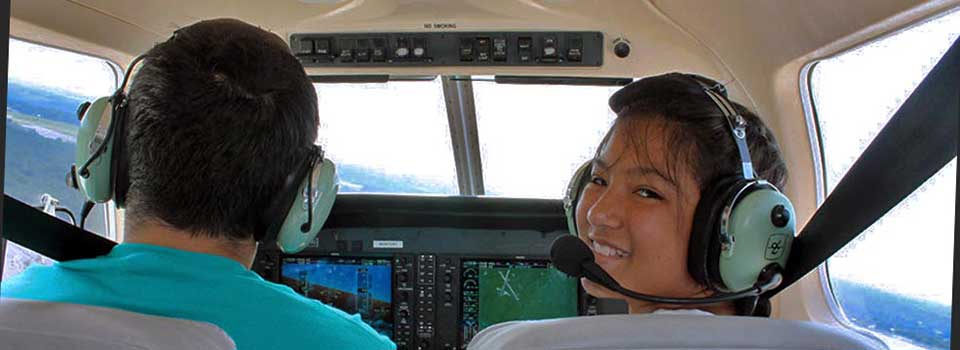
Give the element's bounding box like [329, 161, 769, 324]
[459, 259, 578, 344]
[281, 257, 393, 337]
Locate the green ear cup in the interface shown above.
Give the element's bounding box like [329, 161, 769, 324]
[74, 96, 115, 203]
[718, 186, 795, 291]
[276, 158, 339, 253]
[563, 161, 592, 237]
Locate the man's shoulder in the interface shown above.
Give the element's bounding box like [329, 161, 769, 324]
[0, 262, 78, 299]
[249, 282, 395, 349]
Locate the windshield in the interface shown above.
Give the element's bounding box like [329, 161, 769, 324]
[313, 76, 624, 198]
[315, 78, 459, 195]
[473, 82, 618, 198]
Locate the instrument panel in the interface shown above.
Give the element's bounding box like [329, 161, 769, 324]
[253, 230, 613, 350]
[251, 195, 626, 350]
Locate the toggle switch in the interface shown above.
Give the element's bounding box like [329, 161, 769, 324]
[476, 37, 491, 62]
[297, 38, 314, 55]
[372, 38, 386, 62]
[567, 37, 583, 62]
[518, 37, 533, 62]
[459, 38, 474, 61]
[315, 39, 331, 56]
[493, 37, 507, 61]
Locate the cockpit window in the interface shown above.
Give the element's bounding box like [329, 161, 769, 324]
[3, 38, 118, 279]
[314, 78, 458, 195]
[809, 8, 959, 349]
[473, 81, 618, 198]
[314, 77, 620, 198]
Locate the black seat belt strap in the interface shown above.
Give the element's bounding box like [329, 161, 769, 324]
[766, 37, 959, 297]
[3, 195, 116, 262]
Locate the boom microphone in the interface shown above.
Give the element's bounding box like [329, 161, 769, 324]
[550, 235, 782, 305]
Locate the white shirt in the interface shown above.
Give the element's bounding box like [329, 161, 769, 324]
[467, 309, 713, 350]
[466, 310, 885, 350]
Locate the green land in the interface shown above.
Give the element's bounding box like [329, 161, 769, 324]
[7, 108, 79, 139]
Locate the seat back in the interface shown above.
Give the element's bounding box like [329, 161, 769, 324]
[468, 313, 887, 350]
[0, 298, 236, 350]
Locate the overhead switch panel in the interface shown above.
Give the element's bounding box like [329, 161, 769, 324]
[291, 31, 602, 67]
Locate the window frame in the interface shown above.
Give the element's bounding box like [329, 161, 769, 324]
[801, 10, 959, 347]
[441, 76, 485, 195]
[799, 59, 852, 326]
[4, 37, 123, 241]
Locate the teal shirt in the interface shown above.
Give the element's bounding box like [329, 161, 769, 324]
[0, 243, 396, 350]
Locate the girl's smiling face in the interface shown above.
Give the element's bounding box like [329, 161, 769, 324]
[576, 118, 729, 313]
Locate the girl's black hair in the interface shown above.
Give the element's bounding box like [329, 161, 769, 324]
[606, 72, 787, 197]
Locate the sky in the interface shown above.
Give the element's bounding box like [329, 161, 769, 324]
[314, 79, 617, 198]
[7, 39, 116, 99]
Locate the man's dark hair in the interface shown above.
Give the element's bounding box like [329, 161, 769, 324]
[124, 18, 318, 241]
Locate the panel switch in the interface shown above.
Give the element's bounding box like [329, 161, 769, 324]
[459, 38, 474, 61]
[492, 37, 507, 61]
[315, 39, 331, 56]
[371, 38, 386, 62]
[355, 39, 371, 62]
[297, 38, 314, 55]
[476, 37, 491, 62]
[542, 36, 558, 61]
[567, 37, 583, 62]
[412, 38, 427, 58]
[338, 39, 355, 62]
[517, 37, 533, 62]
[395, 37, 410, 58]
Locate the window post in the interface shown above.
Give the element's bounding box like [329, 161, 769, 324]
[441, 76, 485, 196]
[0, 0, 11, 283]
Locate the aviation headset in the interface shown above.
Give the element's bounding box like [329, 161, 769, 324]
[563, 75, 796, 293]
[72, 40, 338, 254]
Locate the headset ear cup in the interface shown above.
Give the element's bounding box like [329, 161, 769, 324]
[718, 184, 796, 291]
[276, 158, 339, 253]
[563, 161, 592, 237]
[688, 177, 745, 291]
[74, 96, 116, 203]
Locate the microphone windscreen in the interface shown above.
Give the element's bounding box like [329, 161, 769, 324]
[550, 235, 594, 278]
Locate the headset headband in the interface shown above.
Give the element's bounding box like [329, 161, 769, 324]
[257, 144, 325, 242]
[691, 79, 755, 180]
[300, 144, 326, 232]
[77, 55, 147, 179]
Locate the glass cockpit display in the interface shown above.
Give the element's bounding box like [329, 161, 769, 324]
[459, 259, 578, 345]
[280, 257, 393, 337]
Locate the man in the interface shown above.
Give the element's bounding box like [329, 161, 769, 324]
[1, 18, 395, 350]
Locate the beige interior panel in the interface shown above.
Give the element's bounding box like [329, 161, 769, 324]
[11, 0, 162, 64]
[13, 0, 731, 78]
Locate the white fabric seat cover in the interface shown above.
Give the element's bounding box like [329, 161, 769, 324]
[0, 298, 236, 350]
[468, 314, 887, 350]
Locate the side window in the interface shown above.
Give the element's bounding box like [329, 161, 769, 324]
[809, 9, 959, 349]
[3, 39, 118, 280]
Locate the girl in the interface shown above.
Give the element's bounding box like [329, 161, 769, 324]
[572, 72, 787, 316]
